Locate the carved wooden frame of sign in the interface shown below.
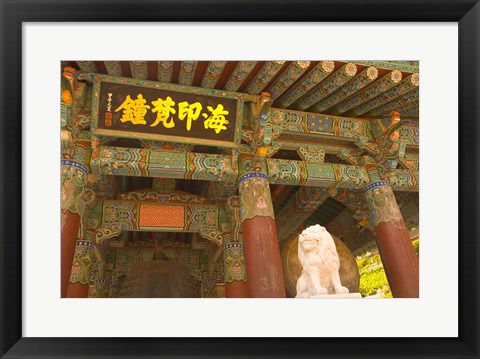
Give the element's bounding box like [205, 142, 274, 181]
[90, 74, 246, 148]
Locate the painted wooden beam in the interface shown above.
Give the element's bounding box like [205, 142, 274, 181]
[76, 61, 97, 73]
[400, 109, 419, 118]
[265, 61, 311, 101]
[178, 61, 198, 85]
[345, 73, 419, 117]
[100, 200, 224, 245]
[275, 139, 358, 155]
[388, 169, 419, 192]
[267, 158, 369, 189]
[244, 61, 285, 95]
[276, 187, 329, 240]
[205, 179, 237, 204]
[396, 100, 420, 117]
[399, 152, 419, 171]
[309, 66, 379, 113]
[91, 146, 236, 181]
[223, 61, 257, 92]
[272, 185, 295, 214]
[104, 61, 122, 76]
[329, 70, 403, 115]
[292, 63, 357, 111]
[266, 158, 418, 191]
[157, 61, 174, 83]
[328, 187, 369, 222]
[353, 61, 418, 73]
[270, 108, 373, 142]
[268, 107, 420, 147]
[130, 61, 148, 80]
[201, 61, 227, 88]
[325, 208, 363, 243]
[274, 61, 335, 108]
[364, 88, 419, 117]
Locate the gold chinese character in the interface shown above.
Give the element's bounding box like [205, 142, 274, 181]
[178, 101, 202, 131]
[115, 94, 151, 125]
[203, 104, 229, 134]
[150, 96, 176, 128]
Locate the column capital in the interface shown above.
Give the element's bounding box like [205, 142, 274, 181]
[363, 181, 403, 227]
[238, 172, 274, 222]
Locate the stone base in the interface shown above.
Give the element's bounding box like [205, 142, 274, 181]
[306, 293, 363, 299]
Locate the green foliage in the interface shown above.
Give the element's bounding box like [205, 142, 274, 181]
[358, 265, 392, 297]
[356, 238, 419, 298]
[357, 252, 391, 298]
[412, 239, 419, 256]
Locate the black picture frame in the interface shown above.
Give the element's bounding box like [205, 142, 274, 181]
[1, 0, 479, 358]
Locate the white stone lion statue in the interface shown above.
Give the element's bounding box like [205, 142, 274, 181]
[296, 224, 349, 298]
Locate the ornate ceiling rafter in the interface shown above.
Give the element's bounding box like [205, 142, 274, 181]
[69, 60, 419, 120]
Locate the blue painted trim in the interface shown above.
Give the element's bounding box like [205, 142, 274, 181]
[237, 172, 268, 185]
[76, 241, 94, 248]
[224, 243, 243, 249]
[363, 181, 389, 193]
[61, 159, 89, 174]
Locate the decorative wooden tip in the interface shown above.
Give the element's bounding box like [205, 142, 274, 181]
[260, 92, 271, 102]
[60, 130, 72, 141]
[345, 63, 358, 76]
[411, 73, 420, 86]
[366, 66, 379, 80]
[391, 70, 403, 83]
[358, 218, 369, 227]
[61, 90, 72, 104]
[256, 147, 268, 156]
[297, 61, 311, 69]
[322, 61, 335, 73]
[63, 67, 76, 80]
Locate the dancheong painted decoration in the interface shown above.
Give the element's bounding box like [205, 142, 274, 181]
[61, 60, 419, 299]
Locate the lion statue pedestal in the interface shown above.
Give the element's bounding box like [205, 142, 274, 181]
[294, 224, 361, 299]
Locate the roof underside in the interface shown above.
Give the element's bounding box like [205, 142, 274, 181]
[66, 60, 419, 120]
[65, 60, 420, 253]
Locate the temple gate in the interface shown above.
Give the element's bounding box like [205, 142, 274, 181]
[60, 61, 419, 298]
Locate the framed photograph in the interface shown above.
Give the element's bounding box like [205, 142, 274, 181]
[1, 0, 479, 358]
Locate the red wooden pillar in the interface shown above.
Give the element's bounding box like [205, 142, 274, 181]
[61, 138, 92, 297]
[61, 210, 80, 297]
[364, 182, 419, 298]
[66, 282, 89, 298]
[238, 173, 286, 298]
[225, 280, 249, 298]
[61, 157, 89, 298]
